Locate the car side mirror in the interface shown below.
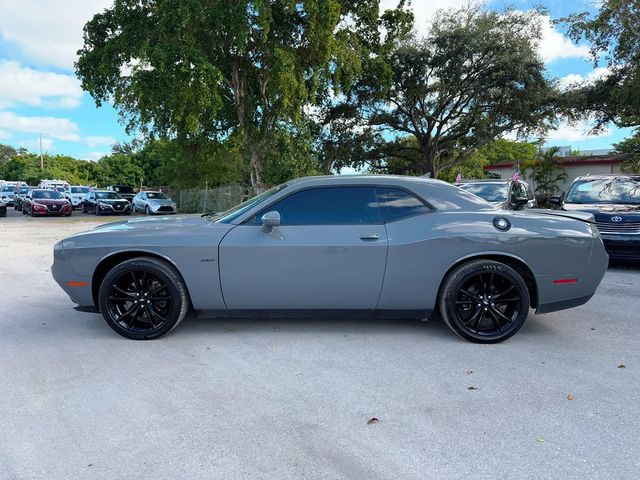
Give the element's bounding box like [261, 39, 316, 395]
[513, 196, 529, 209]
[261, 211, 281, 233]
[549, 195, 562, 205]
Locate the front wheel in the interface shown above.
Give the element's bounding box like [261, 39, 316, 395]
[439, 260, 530, 343]
[98, 257, 189, 340]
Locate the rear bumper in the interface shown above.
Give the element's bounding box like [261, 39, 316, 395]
[536, 294, 594, 314]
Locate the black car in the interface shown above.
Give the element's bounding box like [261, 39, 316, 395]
[13, 185, 31, 210]
[456, 179, 537, 210]
[553, 174, 640, 259]
[82, 190, 132, 215]
[107, 185, 136, 203]
[0, 198, 6, 217]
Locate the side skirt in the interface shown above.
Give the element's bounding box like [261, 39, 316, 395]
[196, 309, 432, 320]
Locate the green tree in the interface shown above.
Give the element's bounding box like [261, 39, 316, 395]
[613, 130, 640, 173]
[76, 0, 412, 187]
[320, 7, 556, 178]
[523, 146, 568, 206]
[95, 153, 144, 186]
[561, 1, 640, 128]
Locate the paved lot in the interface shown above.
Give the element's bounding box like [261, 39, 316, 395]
[1, 208, 639, 480]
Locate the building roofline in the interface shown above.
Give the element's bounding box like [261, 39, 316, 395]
[483, 153, 631, 171]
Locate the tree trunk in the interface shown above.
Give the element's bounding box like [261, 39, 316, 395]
[249, 144, 264, 190]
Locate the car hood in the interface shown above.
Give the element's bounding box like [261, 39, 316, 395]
[562, 203, 640, 224]
[91, 215, 206, 232]
[147, 199, 174, 206]
[34, 198, 68, 205]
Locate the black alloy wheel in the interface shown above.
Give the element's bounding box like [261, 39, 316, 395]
[439, 260, 530, 343]
[99, 257, 189, 339]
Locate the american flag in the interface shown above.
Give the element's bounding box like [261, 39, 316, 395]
[511, 169, 520, 182]
[455, 169, 462, 183]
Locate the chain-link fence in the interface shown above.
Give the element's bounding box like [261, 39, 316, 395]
[160, 184, 255, 214]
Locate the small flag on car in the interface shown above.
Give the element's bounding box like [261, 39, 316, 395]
[455, 168, 462, 183]
[511, 168, 520, 182]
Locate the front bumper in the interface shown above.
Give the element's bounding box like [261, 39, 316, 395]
[601, 235, 640, 259]
[52, 241, 94, 306]
[149, 204, 177, 214]
[98, 203, 132, 214]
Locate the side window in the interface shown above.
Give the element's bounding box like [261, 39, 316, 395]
[257, 187, 380, 225]
[376, 187, 431, 222]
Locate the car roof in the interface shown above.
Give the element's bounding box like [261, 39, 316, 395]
[456, 179, 512, 184]
[574, 174, 640, 181]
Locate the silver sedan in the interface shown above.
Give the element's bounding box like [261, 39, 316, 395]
[132, 191, 177, 215]
[52, 175, 608, 343]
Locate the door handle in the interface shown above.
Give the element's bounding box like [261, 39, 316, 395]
[359, 234, 380, 240]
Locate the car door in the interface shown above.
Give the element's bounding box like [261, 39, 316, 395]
[85, 192, 95, 212]
[218, 186, 388, 310]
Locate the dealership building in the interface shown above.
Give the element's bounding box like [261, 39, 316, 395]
[484, 148, 631, 193]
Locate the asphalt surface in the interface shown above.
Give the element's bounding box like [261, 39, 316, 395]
[0, 207, 638, 479]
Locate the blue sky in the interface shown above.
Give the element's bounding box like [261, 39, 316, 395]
[0, 0, 633, 161]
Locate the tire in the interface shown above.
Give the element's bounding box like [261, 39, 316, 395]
[98, 257, 189, 340]
[438, 259, 530, 343]
[82, 204, 86, 213]
[145, 206, 150, 215]
[95, 206, 100, 216]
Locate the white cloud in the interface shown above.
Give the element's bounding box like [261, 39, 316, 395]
[0, 129, 11, 139]
[545, 120, 612, 142]
[84, 135, 116, 147]
[0, 0, 112, 70]
[558, 67, 610, 90]
[0, 60, 83, 109]
[381, 0, 481, 38]
[0, 111, 80, 141]
[18, 136, 55, 152]
[84, 151, 108, 160]
[537, 15, 590, 63]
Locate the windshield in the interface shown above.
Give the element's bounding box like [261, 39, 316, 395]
[96, 192, 121, 200]
[33, 190, 63, 199]
[18, 187, 29, 193]
[565, 177, 640, 205]
[2, 186, 14, 192]
[70, 187, 89, 194]
[214, 183, 289, 223]
[457, 183, 509, 203]
[55, 187, 66, 192]
[146, 192, 167, 199]
[115, 186, 134, 194]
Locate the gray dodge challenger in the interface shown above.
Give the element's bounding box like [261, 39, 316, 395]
[52, 175, 608, 343]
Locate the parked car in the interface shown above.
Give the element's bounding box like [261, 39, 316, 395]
[0, 198, 6, 217]
[132, 191, 177, 215]
[22, 189, 72, 217]
[456, 179, 536, 210]
[13, 185, 31, 210]
[0, 184, 17, 206]
[107, 185, 136, 203]
[82, 190, 132, 216]
[552, 174, 640, 259]
[53, 175, 607, 343]
[65, 186, 91, 209]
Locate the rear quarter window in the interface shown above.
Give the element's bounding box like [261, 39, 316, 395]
[376, 187, 431, 222]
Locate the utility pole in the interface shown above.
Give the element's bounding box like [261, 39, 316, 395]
[39, 134, 44, 171]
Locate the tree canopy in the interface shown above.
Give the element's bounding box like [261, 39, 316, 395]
[76, 0, 412, 187]
[317, 7, 557, 177]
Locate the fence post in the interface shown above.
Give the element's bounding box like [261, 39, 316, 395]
[203, 182, 208, 213]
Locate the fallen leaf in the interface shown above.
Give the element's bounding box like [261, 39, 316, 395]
[367, 417, 380, 425]
[590, 328, 596, 331]
[617, 364, 626, 369]
[567, 393, 575, 401]
[467, 386, 479, 391]
[537, 437, 547, 443]
[466, 370, 473, 375]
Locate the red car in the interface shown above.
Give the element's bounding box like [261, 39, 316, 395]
[22, 189, 72, 217]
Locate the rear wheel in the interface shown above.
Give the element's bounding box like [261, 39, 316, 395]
[98, 257, 189, 340]
[145, 205, 151, 215]
[439, 260, 530, 343]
